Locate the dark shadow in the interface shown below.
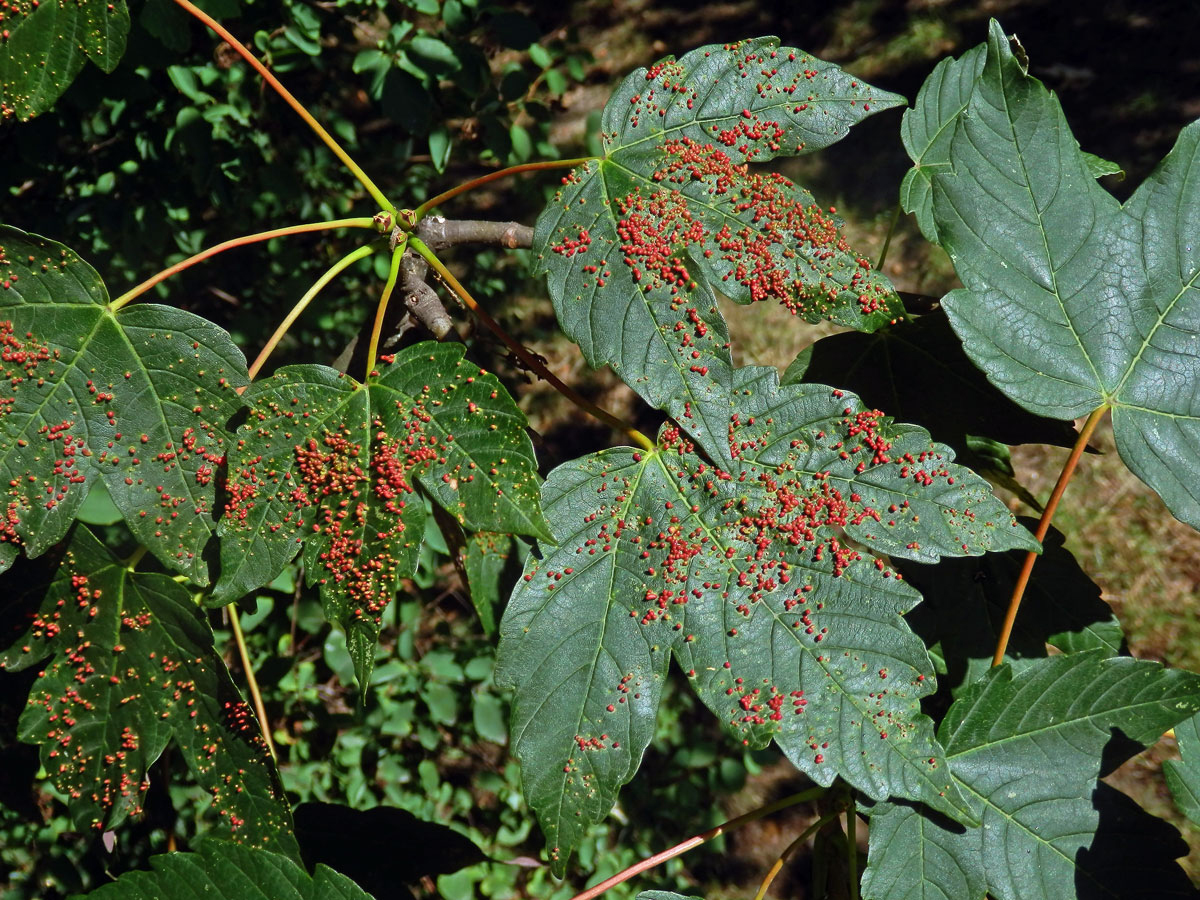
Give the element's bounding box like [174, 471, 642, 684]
[789, 312, 1083, 460]
[1075, 780, 1198, 899]
[902, 520, 1126, 715]
[293, 801, 489, 900]
[0, 665, 42, 819]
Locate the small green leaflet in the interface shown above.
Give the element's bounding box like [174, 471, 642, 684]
[0, 0, 130, 120]
[0, 227, 248, 584]
[1081, 150, 1123, 180]
[462, 531, 517, 636]
[1165, 710, 1200, 825]
[910, 21, 1200, 530]
[861, 652, 1200, 900]
[82, 840, 369, 900]
[533, 37, 906, 465]
[0, 526, 296, 856]
[498, 368, 1036, 873]
[216, 344, 548, 687]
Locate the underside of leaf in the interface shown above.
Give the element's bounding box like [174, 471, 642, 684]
[911, 21, 1200, 531]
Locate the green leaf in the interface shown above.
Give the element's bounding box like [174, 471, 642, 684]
[1081, 150, 1124, 180]
[82, 840, 368, 899]
[528, 43, 552, 69]
[1165, 710, 1200, 825]
[927, 21, 1120, 420]
[0, 0, 130, 121]
[707, 367, 1038, 563]
[901, 522, 1125, 700]
[217, 344, 548, 687]
[429, 124, 452, 172]
[917, 22, 1200, 529]
[1105, 122, 1200, 530]
[862, 653, 1200, 900]
[76, 479, 123, 526]
[462, 531, 517, 636]
[0, 227, 248, 584]
[409, 35, 461, 74]
[534, 38, 906, 464]
[900, 42, 1123, 244]
[473, 690, 507, 743]
[599, 38, 905, 160]
[139, 0, 191, 55]
[0, 526, 295, 855]
[783, 313, 1083, 459]
[899, 45, 985, 243]
[498, 368, 1038, 872]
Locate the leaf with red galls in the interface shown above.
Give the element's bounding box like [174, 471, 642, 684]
[0, 227, 248, 585]
[497, 366, 1041, 872]
[216, 343, 547, 687]
[534, 38, 906, 465]
[0, 525, 295, 855]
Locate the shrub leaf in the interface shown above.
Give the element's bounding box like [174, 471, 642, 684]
[82, 840, 367, 899]
[498, 370, 1037, 872]
[1165, 711, 1200, 826]
[534, 37, 906, 463]
[0, 0, 130, 120]
[913, 21, 1200, 530]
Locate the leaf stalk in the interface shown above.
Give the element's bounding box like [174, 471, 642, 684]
[413, 157, 596, 218]
[108, 218, 377, 312]
[567, 787, 826, 900]
[846, 792, 860, 900]
[752, 805, 846, 900]
[122, 545, 149, 571]
[991, 405, 1107, 666]
[408, 237, 654, 452]
[365, 241, 406, 379]
[171, 0, 394, 214]
[875, 202, 902, 271]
